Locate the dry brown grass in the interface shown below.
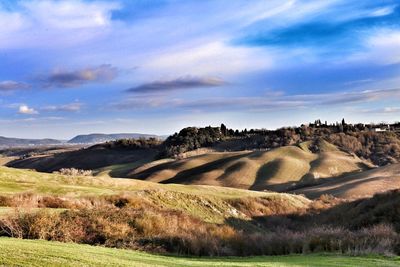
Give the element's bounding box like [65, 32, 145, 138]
[0, 191, 399, 256]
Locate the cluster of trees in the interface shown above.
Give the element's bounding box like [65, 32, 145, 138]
[97, 137, 162, 149]
[87, 120, 400, 166]
[161, 126, 225, 157]
[327, 131, 400, 166]
[158, 122, 400, 166]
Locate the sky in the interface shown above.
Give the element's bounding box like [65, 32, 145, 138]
[1, 0, 400, 139]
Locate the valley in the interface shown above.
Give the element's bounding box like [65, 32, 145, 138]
[1, 123, 400, 265]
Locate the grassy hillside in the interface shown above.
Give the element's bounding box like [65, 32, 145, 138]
[5, 139, 377, 195]
[132, 141, 372, 192]
[0, 238, 398, 267]
[0, 166, 309, 223]
[1, 167, 400, 258]
[293, 163, 400, 200]
[6, 146, 159, 173]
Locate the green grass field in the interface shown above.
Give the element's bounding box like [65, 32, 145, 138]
[0, 238, 398, 267]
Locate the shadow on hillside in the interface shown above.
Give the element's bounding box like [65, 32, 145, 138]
[224, 189, 400, 234]
[159, 152, 253, 184]
[7, 147, 159, 175]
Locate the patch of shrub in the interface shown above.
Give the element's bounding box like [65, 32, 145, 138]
[228, 196, 308, 217]
[55, 168, 93, 176]
[1, 191, 400, 256]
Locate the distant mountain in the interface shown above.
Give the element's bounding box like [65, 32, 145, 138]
[68, 133, 165, 144]
[0, 136, 63, 148]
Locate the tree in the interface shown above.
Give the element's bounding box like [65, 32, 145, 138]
[220, 123, 228, 136]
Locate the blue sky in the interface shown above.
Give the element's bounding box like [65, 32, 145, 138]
[1, 0, 400, 138]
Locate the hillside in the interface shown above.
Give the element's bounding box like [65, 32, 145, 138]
[6, 139, 379, 195]
[292, 163, 400, 200]
[161, 124, 400, 167]
[68, 133, 165, 144]
[1, 166, 400, 258]
[6, 145, 159, 174]
[0, 166, 309, 224]
[1, 238, 397, 267]
[132, 140, 373, 192]
[0, 136, 62, 148]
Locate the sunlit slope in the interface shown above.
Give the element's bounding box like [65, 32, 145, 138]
[292, 163, 400, 200]
[0, 166, 310, 223]
[132, 140, 372, 191]
[0, 166, 275, 198]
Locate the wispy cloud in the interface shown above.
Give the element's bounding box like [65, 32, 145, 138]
[237, 2, 400, 56]
[359, 107, 400, 114]
[0, 0, 120, 49]
[141, 41, 273, 77]
[2, 0, 400, 137]
[41, 64, 117, 88]
[41, 102, 83, 112]
[21, 0, 119, 29]
[127, 76, 225, 93]
[0, 81, 29, 91]
[14, 102, 83, 115]
[115, 87, 400, 112]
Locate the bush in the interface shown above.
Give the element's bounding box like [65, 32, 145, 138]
[1, 191, 400, 256]
[0, 193, 399, 257]
[55, 168, 93, 176]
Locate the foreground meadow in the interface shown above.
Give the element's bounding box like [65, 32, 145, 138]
[0, 165, 399, 262]
[0, 238, 399, 267]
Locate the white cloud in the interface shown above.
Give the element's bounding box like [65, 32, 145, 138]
[367, 30, 400, 63]
[0, 11, 25, 33]
[21, 0, 119, 29]
[18, 105, 38, 115]
[0, 0, 120, 49]
[348, 29, 400, 65]
[370, 6, 396, 17]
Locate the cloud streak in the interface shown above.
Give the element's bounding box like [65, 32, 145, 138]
[127, 76, 225, 93]
[236, 2, 400, 61]
[0, 81, 29, 91]
[115, 87, 400, 112]
[42, 64, 117, 88]
[41, 102, 83, 112]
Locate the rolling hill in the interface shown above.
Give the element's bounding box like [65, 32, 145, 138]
[292, 163, 400, 200]
[0, 166, 309, 223]
[0, 136, 63, 148]
[1, 159, 400, 259]
[68, 133, 165, 144]
[6, 135, 400, 202]
[6, 145, 159, 174]
[6, 138, 385, 198]
[132, 140, 373, 192]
